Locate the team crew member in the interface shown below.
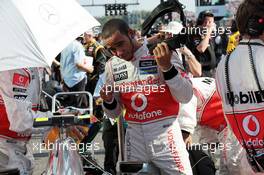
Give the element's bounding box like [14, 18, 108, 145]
[216, 0, 264, 173]
[100, 18, 193, 175]
[60, 40, 94, 108]
[83, 30, 109, 94]
[187, 10, 217, 77]
[191, 77, 226, 141]
[0, 68, 52, 174]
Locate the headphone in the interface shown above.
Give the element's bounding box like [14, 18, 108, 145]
[246, 16, 264, 37]
[245, 1, 264, 37]
[196, 10, 214, 26]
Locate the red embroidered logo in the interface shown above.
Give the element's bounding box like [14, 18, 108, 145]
[13, 73, 29, 87]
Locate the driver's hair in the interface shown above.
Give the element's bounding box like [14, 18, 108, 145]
[236, 0, 264, 35]
[101, 18, 130, 39]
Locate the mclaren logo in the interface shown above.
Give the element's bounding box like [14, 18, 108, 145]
[242, 115, 260, 137]
[39, 3, 60, 25]
[131, 93, 147, 112]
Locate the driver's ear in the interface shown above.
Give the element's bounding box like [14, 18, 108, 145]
[128, 29, 135, 39]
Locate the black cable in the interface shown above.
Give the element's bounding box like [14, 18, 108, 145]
[248, 43, 264, 99]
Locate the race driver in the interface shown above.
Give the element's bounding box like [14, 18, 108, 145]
[100, 18, 193, 175]
[0, 68, 52, 174]
[216, 0, 264, 173]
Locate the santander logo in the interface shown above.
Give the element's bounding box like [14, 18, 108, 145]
[242, 115, 260, 137]
[131, 93, 147, 112]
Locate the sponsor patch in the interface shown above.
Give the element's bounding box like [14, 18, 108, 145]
[14, 95, 27, 100]
[202, 78, 214, 85]
[140, 67, 158, 75]
[139, 60, 157, 67]
[113, 64, 127, 72]
[13, 87, 27, 93]
[226, 91, 264, 105]
[140, 55, 155, 60]
[113, 71, 128, 82]
[12, 74, 29, 87]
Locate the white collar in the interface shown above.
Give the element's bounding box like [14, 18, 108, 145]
[240, 39, 264, 45]
[133, 44, 148, 61]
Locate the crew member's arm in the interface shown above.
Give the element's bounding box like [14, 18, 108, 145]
[178, 93, 198, 146]
[76, 62, 94, 73]
[178, 94, 197, 134]
[153, 42, 193, 103]
[0, 69, 52, 133]
[74, 41, 94, 73]
[179, 46, 202, 77]
[94, 48, 107, 75]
